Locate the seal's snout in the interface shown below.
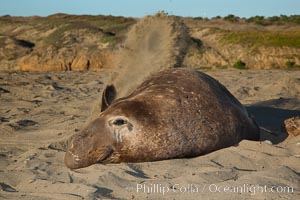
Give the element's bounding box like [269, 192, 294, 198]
[64, 118, 116, 169]
[64, 135, 88, 169]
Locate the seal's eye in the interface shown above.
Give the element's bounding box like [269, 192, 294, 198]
[112, 118, 127, 126]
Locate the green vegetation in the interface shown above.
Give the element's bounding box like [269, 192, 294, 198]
[44, 22, 108, 47]
[247, 15, 300, 25]
[193, 16, 209, 21]
[220, 30, 300, 49]
[223, 14, 240, 23]
[286, 60, 295, 68]
[100, 35, 116, 44]
[212, 16, 222, 20]
[246, 16, 267, 25]
[193, 14, 300, 25]
[194, 17, 203, 20]
[232, 60, 247, 69]
[88, 15, 135, 33]
[0, 14, 136, 48]
[44, 23, 83, 46]
[25, 14, 135, 33]
[286, 60, 300, 69]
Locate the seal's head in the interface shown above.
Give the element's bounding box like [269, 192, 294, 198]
[64, 86, 161, 169]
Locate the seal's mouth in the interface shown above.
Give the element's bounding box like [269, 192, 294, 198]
[95, 148, 114, 164]
[64, 146, 115, 169]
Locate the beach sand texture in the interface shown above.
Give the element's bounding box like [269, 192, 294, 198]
[0, 69, 299, 199]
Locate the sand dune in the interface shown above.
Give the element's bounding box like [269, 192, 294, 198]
[0, 69, 299, 199]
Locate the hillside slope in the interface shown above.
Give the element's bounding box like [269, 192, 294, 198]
[0, 14, 135, 71]
[184, 18, 300, 69]
[0, 14, 299, 71]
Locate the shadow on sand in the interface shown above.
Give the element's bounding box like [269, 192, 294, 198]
[246, 98, 300, 144]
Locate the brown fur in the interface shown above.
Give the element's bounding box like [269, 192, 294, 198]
[65, 68, 259, 169]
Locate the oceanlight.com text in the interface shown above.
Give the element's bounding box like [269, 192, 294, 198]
[136, 183, 294, 195]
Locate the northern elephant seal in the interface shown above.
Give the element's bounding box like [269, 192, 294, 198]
[65, 68, 259, 169]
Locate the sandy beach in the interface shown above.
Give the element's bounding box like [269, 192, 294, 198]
[0, 69, 299, 199]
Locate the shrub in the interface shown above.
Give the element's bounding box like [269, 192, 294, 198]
[286, 60, 295, 68]
[194, 17, 203, 20]
[212, 16, 222, 19]
[101, 35, 115, 44]
[269, 16, 280, 23]
[285, 60, 300, 69]
[246, 15, 300, 25]
[233, 60, 247, 69]
[246, 16, 268, 25]
[224, 14, 239, 23]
